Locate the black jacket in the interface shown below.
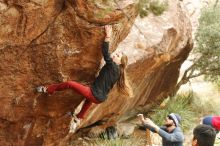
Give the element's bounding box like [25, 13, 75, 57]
[91, 42, 120, 102]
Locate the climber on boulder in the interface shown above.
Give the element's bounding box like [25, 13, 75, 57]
[36, 25, 132, 133]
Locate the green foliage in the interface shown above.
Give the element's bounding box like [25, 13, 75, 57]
[95, 7, 114, 19]
[138, 0, 150, 18]
[67, 137, 145, 146]
[191, 96, 217, 116]
[90, 0, 167, 19]
[149, 93, 217, 131]
[89, 0, 115, 19]
[149, 0, 168, 16]
[150, 94, 195, 131]
[193, 4, 220, 82]
[93, 137, 145, 146]
[137, 0, 168, 18]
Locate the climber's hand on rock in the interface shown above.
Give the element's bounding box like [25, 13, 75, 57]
[137, 114, 145, 124]
[104, 25, 112, 41]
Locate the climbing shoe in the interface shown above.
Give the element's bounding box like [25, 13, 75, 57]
[69, 115, 81, 133]
[36, 86, 47, 93]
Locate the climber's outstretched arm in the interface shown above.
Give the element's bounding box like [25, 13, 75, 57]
[104, 25, 111, 42]
[102, 25, 113, 64]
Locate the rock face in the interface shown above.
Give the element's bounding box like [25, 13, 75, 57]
[0, 0, 193, 145]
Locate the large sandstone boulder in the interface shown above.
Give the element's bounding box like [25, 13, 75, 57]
[0, 0, 193, 145]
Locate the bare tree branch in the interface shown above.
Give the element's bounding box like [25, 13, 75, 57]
[214, 0, 219, 9]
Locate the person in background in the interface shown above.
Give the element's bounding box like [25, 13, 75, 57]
[192, 124, 216, 146]
[138, 113, 184, 146]
[202, 116, 220, 133]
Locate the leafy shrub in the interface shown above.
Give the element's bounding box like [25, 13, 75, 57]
[191, 3, 220, 82]
[137, 0, 168, 18]
[149, 93, 217, 131]
[149, 0, 168, 16]
[149, 94, 195, 131]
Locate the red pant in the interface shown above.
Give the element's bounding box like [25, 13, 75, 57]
[47, 81, 101, 119]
